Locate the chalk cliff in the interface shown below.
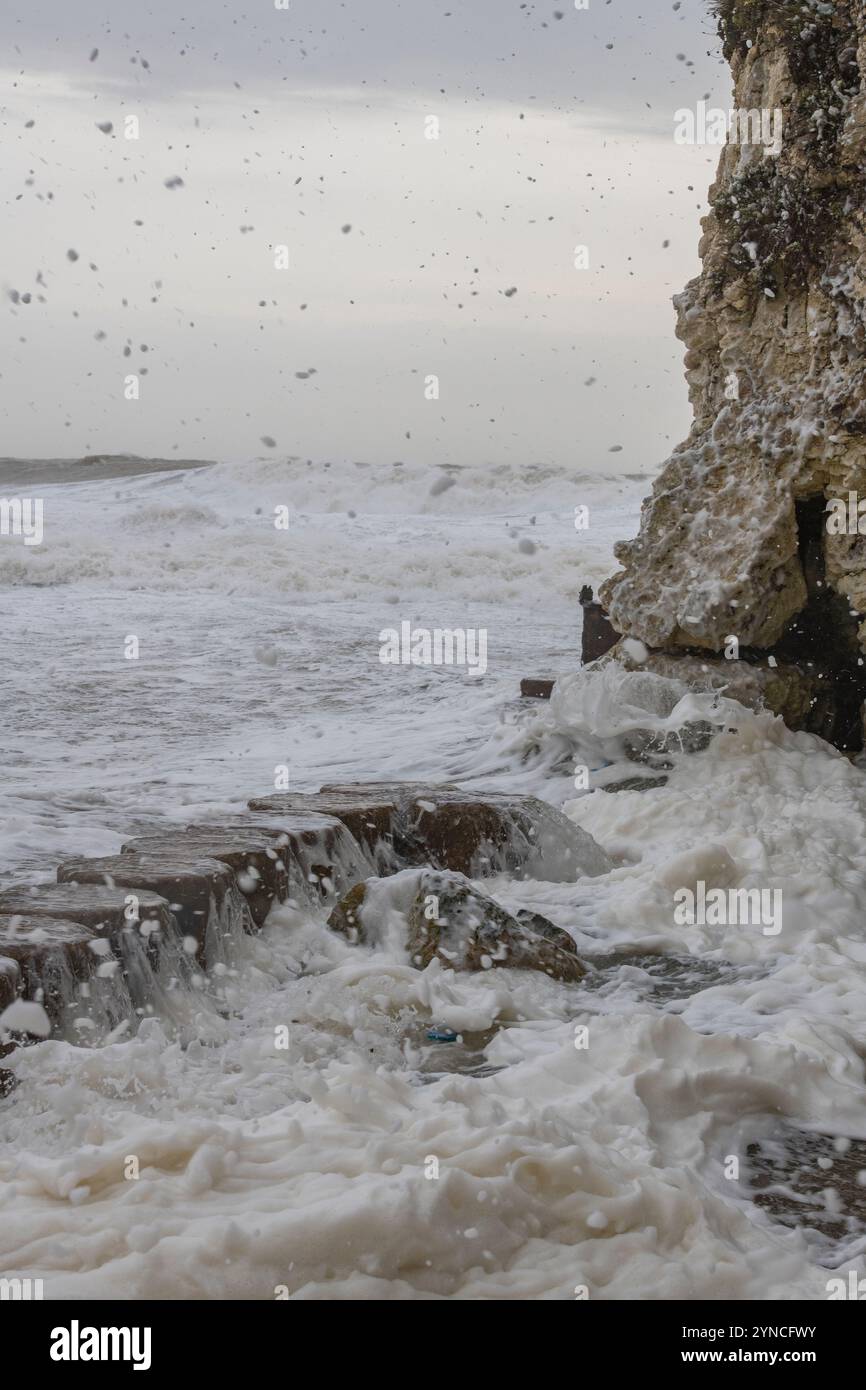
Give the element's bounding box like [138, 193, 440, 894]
[600, 0, 866, 748]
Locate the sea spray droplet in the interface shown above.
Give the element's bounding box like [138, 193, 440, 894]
[0, 998, 50, 1037]
[622, 637, 649, 664]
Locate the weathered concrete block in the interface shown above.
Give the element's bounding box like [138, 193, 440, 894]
[0, 883, 174, 941]
[56, 854, 248, 962]
[121, 831, 289, 927]
[182, 814, 372, 904]
[0, 884, 191, 1009]
[247, 793, 400, 871]
[520, 678, 555, 699]
[0, 914, 97, 978]
[0, 914, 101, 1028]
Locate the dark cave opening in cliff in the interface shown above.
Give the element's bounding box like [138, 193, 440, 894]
[769, 495, 866, 753]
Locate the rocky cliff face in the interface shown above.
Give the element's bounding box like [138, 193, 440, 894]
[600, 0, 866, 748]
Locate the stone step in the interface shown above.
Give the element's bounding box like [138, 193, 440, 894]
[250, 786, 598, 882]
[56, 855, 248, 962]
[319, 782, 460, 798]
[121, 831, 289, 927]
[0, 914, 101, 1027]
[184, 814, 373, 901]
[0, 884, 193, 1007]
[318, 782, 612, 880]
[0, 781, 609, 1049]
[247, 793, 400, 871]
[0, 883, 175, 941]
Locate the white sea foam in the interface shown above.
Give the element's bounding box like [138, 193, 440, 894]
[1, 456, 864, 1299]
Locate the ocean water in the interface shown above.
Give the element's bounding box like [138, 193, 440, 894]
[1, 455, 865, 1300]
[0, 456, 638, 877]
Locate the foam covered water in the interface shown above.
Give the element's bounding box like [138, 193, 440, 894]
[3, 455, 864, 1300]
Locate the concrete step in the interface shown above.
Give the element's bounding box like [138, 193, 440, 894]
[56, 854, 249, 962]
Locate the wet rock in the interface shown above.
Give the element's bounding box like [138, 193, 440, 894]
[520, 678, 555, 699]
[247, 784, 613, 882]
[56, 854, 247, 961]
[318, 782, 612, 880]
[319, 782, 460, 798]
[0, 914, 100, 1026]
[328, 869, 587, 982]
[0, 914, 97, 978]
[513, 908, 587, 956]
[579, 586, 620, 664]
[0, 884, 191, 1007]
[0, 1055, 15, 1096]
[408, 793, 533, 876]
[0, 956, 19, 1011]
[122, 830, 289, 926]
[601, 775, 669, 793]
[614, 646, 841, 745]
[247, 793, 399, 870]
[621, 720, 715, 769]
[206, 812, 372, 900]
[0, 883, 175, 941]
[0, 956, 21, 1092]
[550, 663, 720, 771]
[327, 882, 367, 940]
[744, 1126, 866, 1247]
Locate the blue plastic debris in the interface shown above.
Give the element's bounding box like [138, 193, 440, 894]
[426, 1026, 459, 1043]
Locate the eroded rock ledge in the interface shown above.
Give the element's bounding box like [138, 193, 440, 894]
[600, 0, 866, 750]
[0, 784, 610, 1062]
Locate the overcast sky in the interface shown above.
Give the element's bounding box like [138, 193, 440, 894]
[0, 0, 731, 468]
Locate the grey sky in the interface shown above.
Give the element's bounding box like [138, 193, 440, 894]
[1, 0, 731, 467]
